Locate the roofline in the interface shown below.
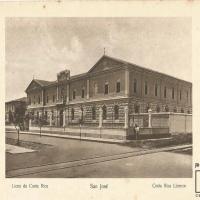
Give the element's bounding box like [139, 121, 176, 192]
[103, 55, 192, 85]
[25, 55, 192, 93]
[6, 97, 27, 104]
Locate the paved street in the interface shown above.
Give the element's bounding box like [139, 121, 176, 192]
[6, 131, 141, 171]
[6, 131, 192, 178]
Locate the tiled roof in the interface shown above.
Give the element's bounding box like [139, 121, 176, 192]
[34, 79, 56, 86]
[6, 97, 27, 103]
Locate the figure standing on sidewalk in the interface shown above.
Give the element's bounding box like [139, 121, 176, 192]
[135, 124, 140, 140]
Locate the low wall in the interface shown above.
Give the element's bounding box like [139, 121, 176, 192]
[169, 113, 192, 134]
[133, 113, 169, 128]
[127, 127, 170, 139]
[132, 112, 192, 134]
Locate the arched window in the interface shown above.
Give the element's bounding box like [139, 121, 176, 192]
[156, 105, 160, 112]
[173, 107, 177, 113]
[155, 84, 158, 97]
[81, 89, 85, 98]
[114, 105, 119, 120]
[104, 82, 109, 94]
[134, 79, 137, 93]
[37, 111, 39, 120]
[145, 81, 148, 95]
[164, 86, 167, 98]
[134, 103, 140, 113]
[116, 81, 120, 93]
[80, 106, 84, 121]
[73, 90, 76, 99]
[71, 108, 74, 120]
[172, 87, 175, 99]
[92, 106, 96, 120]
[145, 103, 150, 113]
[51, 110, 54, 120]
[45, 111, 47, 120]
[102, 105, 107, 120]
[165, 105, 169, 112]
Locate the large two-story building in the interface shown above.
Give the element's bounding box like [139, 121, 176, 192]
[5, 97, 27, 124]
[25, 55, 192, 129]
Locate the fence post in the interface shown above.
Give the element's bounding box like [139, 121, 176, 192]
[124, 106, 129, 129]
[185, 114, 187, 133]
[63, 110, 66, 127]
[99, 107, 103, 128]
[148, 108, 152, 128]
[49, 112, 52, 126]
[29, 119, 32, 129]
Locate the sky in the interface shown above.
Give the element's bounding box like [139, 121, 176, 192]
[5, 17, 192, 101]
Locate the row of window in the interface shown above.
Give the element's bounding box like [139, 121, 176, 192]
[134, 79, 189, 101]
[134, 103, 190, 114]
[71, 105, 120, 121]
[31, 104, 190, 124]
[29, 81, 190, 104]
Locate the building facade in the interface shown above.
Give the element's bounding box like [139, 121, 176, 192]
[5, 97, 27, 124]
[25, 55, 192, 129]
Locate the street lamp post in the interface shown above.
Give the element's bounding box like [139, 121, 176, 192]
[79, 105, 83, 140]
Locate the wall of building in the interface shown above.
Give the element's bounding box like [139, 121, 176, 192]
[89, 69, 126, 98]
[44, 86, 57, 105]
[129, 67, 192, 113]
[69, 79, 87, 101]
[27, 89, 43, 107]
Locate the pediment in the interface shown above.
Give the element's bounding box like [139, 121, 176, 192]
[88, 56, 124, 73]
[25, 80, 42, 93]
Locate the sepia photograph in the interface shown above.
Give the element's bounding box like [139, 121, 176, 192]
[5, 17, 192, 178]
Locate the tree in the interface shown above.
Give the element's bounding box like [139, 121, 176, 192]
[37, 113, 47, 137]
[13, 105, 26, 144]
[8, 110, 14, 124]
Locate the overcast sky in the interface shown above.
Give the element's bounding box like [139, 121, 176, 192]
[6, 17, 192, 101]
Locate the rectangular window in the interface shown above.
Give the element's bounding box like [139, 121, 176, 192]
[46, 96, 49, 103]
[105, 83, 109, 94]
[172, 87, 174, 99]
[155, 84, 158, 96]
[38, 96, 40, 104]
[145, 81, 148, 95]
[53, 95, 55, 103]
[187, 91, 188, 102]
[116, 81, 120, 93]
[134, 79, 137, 93]
[71, 108, 74, 120]
[45, 111, 47, 120]
[180, 90, 182, 100]
[73, 90, 76, 99]
[82, 89, 85, 98]
[164, 86, 167, 98]
[94, 83, 98, 95]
